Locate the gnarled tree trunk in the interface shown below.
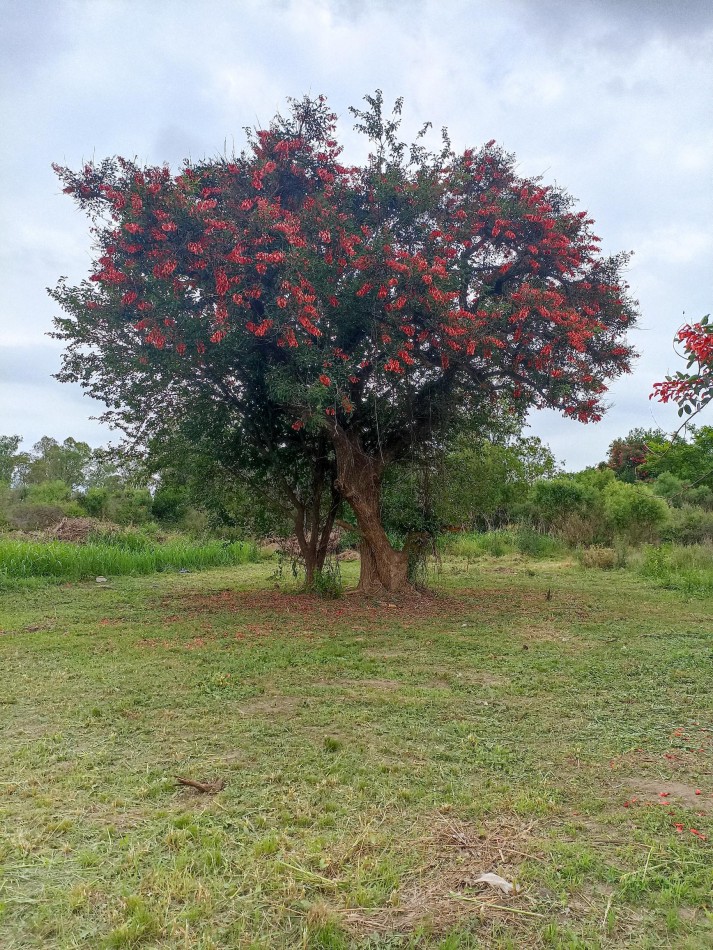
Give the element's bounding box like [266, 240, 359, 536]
[331, 426, 411, 594]
[293, 482, 340, 590]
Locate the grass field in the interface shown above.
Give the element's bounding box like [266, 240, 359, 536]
[0, 555, 711, 948]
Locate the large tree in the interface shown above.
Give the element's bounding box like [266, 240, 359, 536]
[51, 93, 637, 592]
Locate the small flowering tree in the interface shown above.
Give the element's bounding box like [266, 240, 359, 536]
[51, 93, 637, 593]
[651, 316, 713, 419]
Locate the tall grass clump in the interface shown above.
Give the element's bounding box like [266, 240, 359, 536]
[0, 537, 259, 581]
[441, 528, 564, 560]
[634, 543, 713, 595]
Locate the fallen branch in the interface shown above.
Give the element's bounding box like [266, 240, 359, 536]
[174, 776, 225, 794]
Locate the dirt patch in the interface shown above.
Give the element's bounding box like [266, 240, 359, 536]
[457, 671, 509, 688]
[45, 517, 103, 543]
[320, 678, 403, 692]
[340, 814, 543, 938]
[515, 621, 580, 647]
[362, 650, 405, 660]
[619, 777, 711, 812]
[237, 695, 306, 715]
[156, 586, 540, 628]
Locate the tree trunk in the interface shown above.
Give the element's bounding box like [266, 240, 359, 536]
[293, 483, 340, 591]
[331, 427, 411, 594]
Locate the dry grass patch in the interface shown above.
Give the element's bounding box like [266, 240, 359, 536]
[340, 815, 544, 939]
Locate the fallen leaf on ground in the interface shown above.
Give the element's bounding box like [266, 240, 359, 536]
[472, 872, 521, 895]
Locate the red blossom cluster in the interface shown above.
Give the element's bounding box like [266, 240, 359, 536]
[652, 317, 713, 418]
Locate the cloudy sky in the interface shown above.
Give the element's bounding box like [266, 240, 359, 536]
[1, 0, 711, 469]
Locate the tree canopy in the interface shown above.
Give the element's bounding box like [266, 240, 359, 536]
[51, 92, 638, 591]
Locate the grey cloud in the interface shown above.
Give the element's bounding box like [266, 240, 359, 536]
[505, 0, 713, 48]
[0, 0, 67, 81]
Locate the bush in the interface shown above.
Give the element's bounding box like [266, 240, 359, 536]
[603, 481, 669, 543]
[22, 480, 73, 505]
[530, 477, 599, 527]
[662, 506, 713, 545]
[312, 563, 343, 599]
[106, 488, 153, 525]
[578, 547, 618, 570]
[78, 486, 110, 518]
[6, 504, 66, 531]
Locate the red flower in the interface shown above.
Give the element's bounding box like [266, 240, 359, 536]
[319, 374, 331, 386]
[215, 270, 229, 296]
[291, 420, 303, 430]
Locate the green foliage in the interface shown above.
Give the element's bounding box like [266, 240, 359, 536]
[645, 426, 713, 489]
[151, 484, 190, 523]
[529, 477, 600, 528]
[78, 486, 111, 518]
[602, 480, 669, 543]
[311, 562, 343, 599]
[25, 437, 92, 489]
[436, 434, 558, 530]
[661, 505, 713, 545]
[22, 479, 72, 505]
[0, 435, 27, 486]
[104, 488, 153, 526]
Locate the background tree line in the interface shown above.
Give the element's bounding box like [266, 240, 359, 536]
[2, 424, 712, 550]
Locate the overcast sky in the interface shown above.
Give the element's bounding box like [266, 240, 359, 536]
[1, 0, 711, 469]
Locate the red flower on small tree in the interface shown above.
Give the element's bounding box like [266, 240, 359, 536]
[651, 316, 713, 419]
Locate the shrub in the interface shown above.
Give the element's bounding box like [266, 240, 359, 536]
[312, 563, 343, 599]
[6, 504, 66, 531]
[106, 488, 153, 525]
[662, 506, 713, 545]
[578, 547, 618, 570]
[78, 486, 110, 518]
[603, 481, 669, 543]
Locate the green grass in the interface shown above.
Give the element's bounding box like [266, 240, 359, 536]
[441, 528, 565, 561]
[0, 537, 258, 583]
[0, 556, 711, 948]
[634, 543, 713, 596]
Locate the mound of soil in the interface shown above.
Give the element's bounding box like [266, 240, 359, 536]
[46, 517, 106, 543]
